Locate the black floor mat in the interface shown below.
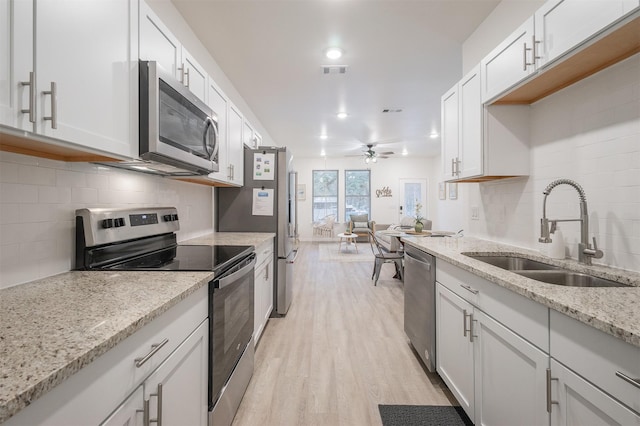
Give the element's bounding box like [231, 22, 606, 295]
[378, 404, 474, 426]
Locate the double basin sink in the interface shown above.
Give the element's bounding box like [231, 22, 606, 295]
[463, 254, 629, 288]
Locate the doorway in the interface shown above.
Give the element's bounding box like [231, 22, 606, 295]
[398, 179, 427, 223]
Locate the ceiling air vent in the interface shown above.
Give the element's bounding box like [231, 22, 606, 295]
[322, 65, 348, 74]
[382, 108, 403, 113]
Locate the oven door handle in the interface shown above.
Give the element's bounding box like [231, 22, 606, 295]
[216, 256, 256, 290]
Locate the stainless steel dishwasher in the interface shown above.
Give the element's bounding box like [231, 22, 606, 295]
[403, 244, 436, 372]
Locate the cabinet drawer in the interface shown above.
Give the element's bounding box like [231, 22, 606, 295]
[437, 261, 548, 351]
[255, 238, 274, 268]
[4, 285, 208, 425]
[550, 310, 640, 413]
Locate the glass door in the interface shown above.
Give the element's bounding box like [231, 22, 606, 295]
[398, 178, 427, 224]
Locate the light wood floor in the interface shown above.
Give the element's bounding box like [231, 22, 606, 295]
[233, 241, 455, 426]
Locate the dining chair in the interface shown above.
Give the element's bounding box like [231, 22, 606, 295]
[368, 230, 404, 286]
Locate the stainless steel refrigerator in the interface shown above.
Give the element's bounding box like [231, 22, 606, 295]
[217, 146, 298, 316]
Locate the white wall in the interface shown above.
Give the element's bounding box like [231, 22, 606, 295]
[0, 151, 214, 289]
[295, 156, 440, 240]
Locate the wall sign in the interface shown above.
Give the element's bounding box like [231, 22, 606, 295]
[375, 186, 392, 198]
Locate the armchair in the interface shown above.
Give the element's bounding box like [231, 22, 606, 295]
[347, 214, 375, 242]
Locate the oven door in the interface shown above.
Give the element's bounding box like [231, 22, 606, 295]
[209, 253, 255, 406]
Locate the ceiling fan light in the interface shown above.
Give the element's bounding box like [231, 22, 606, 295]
[372, 157, 377, 163]
[336, 111, 348, 119]
[364, 157, 369, 164]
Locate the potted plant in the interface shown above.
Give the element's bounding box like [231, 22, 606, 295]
[414, 202, 424, 233]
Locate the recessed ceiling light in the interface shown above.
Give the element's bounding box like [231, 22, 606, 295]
[320, 134, 328, 140]
[325, 47, 343, 60]
[336, 112, 348, 119]
[430, 131, 439, 139]
[402, 149, 408, 156]
[320, 149, 326, 156]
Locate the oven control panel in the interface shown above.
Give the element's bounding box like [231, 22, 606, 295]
[76, 207, 180, 247]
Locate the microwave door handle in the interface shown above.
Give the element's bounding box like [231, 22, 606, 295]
[203, 117, 219, 161]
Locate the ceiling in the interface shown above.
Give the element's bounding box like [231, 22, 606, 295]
[171, 0, 500, 159]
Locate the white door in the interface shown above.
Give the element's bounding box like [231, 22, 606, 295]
[550, 359, 640, 426]
[228, 104, 244, 185]
[398, 178, 427, 224]
[0, 0, 34, 131]
[144, 320, 209, 426]
[480, 17, 535, 103]
[207, 81, 229, 182]
[535, 0, 639, 68]
[139, 0, 181, 79]
[473, 310, 548, 426]
[436, 283, 475, 422]
[36, 0, 136, 158]
[458, 65, 482, 179]
[440, 85, 459, 180]
[182, 48, 208, 103]
[100, 386, 144, 426]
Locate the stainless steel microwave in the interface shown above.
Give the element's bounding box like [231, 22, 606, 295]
[138, 60, 219, 175]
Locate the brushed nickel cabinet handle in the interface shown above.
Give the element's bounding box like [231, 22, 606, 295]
[150, 383, 163, 425]
[20, 71, 35, 123]
[469, 313, 478, 342]
[463, 309, 471, 337]
[451, 158, 455, 176]
[460, 284, 479, 294]
[134, 338, 169, 368]
[546, 368, 559, 412]
[532, 35, 541, 63]
[42, 81, 57, 129]
[184, 68, 190, 88]
[616, 371, 640, 389]
[177, 63, 185, 84]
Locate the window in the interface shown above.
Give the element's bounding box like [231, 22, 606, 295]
[345, 170, 370, 222]
[312, 170, 338, 221]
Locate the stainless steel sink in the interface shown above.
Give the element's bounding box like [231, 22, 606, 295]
[464, 254, 630, 288]
[464, 255, 560, 271]
[517, 270, 629, 288]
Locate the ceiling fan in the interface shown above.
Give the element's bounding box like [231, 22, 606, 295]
[361, 144, 394, 163]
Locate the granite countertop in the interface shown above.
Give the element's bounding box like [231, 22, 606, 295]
[0, 270, 213, 423]
[182, 231, 276, 247]
[401, 236, 640, 348]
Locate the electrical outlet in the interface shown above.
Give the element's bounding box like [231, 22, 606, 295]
[471, 205, 479, 220]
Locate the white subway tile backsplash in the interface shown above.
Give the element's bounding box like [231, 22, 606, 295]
[0, 155, 213, 288]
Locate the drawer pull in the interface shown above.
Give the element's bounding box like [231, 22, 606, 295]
[616, 371, 640, 389]
[546, 368, 559, 412]
[460, 284, 479, 294]
[135, 338, 169, 368]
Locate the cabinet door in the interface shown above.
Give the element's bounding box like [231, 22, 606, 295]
[182, 48, 207, 104]
[144, 320, 208, 426]
[481, 17, 535, 103]
[535, 0, 639, 68]
[35, 0, 136, 158]
[254, 261, 266, 346]
[0, 0, 33, 131]
[228, 104, 244, 185]
[436, 283, 475, 422]
[550, 359, 640, 426]
[242, 120, 254, 148]
[139, 0, 181, 79]
[473, 310, 548, 426]
[440, 85, 459, 180]
[263, 258, 274, 324]
[100, 386, 144, 426]
[207, 81, 229, 182]
[254, 131, 262, 148]
[458, 66, 482, 179]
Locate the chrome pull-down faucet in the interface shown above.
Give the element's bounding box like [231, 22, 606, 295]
[539, 179, 603, 265]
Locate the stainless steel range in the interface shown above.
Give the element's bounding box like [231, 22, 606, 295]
[75, 207, 255, 426]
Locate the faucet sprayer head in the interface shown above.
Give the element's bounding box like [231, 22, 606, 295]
[543, 179, 587, 203]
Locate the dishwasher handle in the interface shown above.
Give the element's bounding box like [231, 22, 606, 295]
[405, 251, 432, 270]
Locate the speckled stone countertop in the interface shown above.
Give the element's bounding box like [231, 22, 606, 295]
[182, 232, 275, 247]
[401, 236, 640, 348]
[0, 270, 213, 423]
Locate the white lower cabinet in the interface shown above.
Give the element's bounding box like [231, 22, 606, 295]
[254, 238, 274, 346]
[141, 320, 208, 426]
[3, 286, 208, 426]
[436, 283, 548, 424]
[550, 359, 640, 426]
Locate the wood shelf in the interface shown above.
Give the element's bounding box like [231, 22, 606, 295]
[493, 13, 640, 105]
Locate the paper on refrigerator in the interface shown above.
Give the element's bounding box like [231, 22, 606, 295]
[252, 188, 274, 216]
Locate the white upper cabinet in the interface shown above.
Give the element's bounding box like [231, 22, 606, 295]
[139, 0, 207, 103]
[242, 120, 255, 148]
[1, 0, 33, 131]
[228, 104, 244, 186]
[254, 131, 262, 148]
[457, 66, 482, 179]
[207, 80, 229, 183]
[535, 0, 639, 68]
[441, 85, 459, 181]
[34, 0, 136, 158]
[480, 17, 536, 104]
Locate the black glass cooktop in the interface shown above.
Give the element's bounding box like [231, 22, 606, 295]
[107, 244, 253, 274]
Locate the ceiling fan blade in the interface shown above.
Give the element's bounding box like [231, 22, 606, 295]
[378, 156, 390, 159]
[378, 151, 394, 155]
